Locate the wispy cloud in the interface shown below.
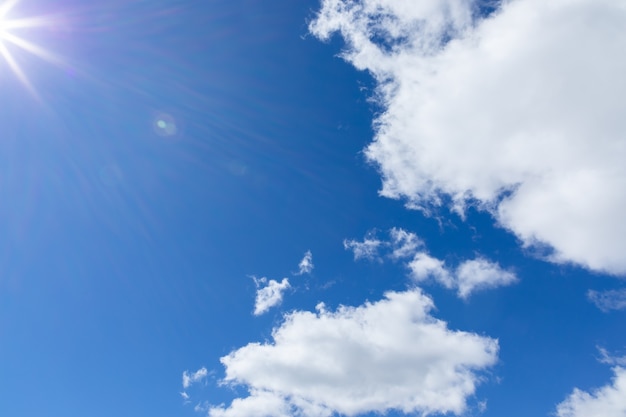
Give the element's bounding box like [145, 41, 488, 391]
[344, 227, 423, 261]
[182, 367, 208, 389]
[209, 289, 498, 417]
[343, 234, 383, 261]
[347, 228, 517, 298]
[598, 347, 626, 367]
[253, 277, 290, 316]
[194, 401, 210, 413]
[587, 289, 626, 312]
[311, 0, 626, 275]
[296, 250, 314, 275]
[389, 227, 424, 259]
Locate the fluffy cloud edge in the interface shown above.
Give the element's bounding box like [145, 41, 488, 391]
[556, 367, 626, 417]
[310, 0, 626, 275]
[455, 258, 518, 299]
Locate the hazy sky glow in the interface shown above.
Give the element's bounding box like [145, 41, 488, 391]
[1, 1, 625, 417]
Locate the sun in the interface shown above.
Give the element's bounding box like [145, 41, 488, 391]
[0, 0, 14, 40]
[0, 0, 22, 43]
[0, 0, 66, 96]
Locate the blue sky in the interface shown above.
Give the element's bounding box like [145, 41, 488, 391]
[1, 0, 626, 416]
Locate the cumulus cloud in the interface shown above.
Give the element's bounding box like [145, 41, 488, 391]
[253, 277, 291, 316]
[588, 289, 626, 312]
[209, 289, 498, 417]
[182, 367, 208, 389]
[409, 255, 517, 299]
[209, 390, 293, 417]
[310, 0, 626, 275]
[408, 252, 454, 288]
[455, 258, 518, 299]
[297, 250, 314, 275]
[556, 367, 626, 417]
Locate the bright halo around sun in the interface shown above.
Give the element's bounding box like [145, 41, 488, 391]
[0, 0, 66, 96]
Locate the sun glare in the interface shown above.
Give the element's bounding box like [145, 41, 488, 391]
[0, 0, 66, 97]
[0, 1, 13, 40]
[0, 0, 19, 40]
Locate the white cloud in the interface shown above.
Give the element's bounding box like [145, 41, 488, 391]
[194, 401, 210, 413]
[297, 250, 314, 275]
[408, 254, 516, 299]
[253, 277, 291, 316]
[408, 252, 454, 288]
[346, 228, 516, 298]
[455, 258, 518, 299]
[343, 235, 383, 260]
[310, 0, 626, 275]
[598, 347, 626, 367]
[209, 390, 293, 417]
[182, 367, 208, 389]
[344, 228, 422, 261]
[588, 289, 626, 312]
[556, 367, 626, 417]
[389, 227, 424, 259]
[209, 289, 498, 417]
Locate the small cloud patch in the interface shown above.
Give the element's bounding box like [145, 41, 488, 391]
[253, 277, 291, 316]
[297, 250, 314, 275]
[182, 367, 208, 389]
[588, 289, 626, 312]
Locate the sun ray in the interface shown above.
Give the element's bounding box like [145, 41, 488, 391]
[3, 31, 64, 66]
[5, 15, 57, 30]
[0, 41, 37, 97]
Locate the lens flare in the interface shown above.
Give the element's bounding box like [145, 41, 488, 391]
[153, 113, 179, 138]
